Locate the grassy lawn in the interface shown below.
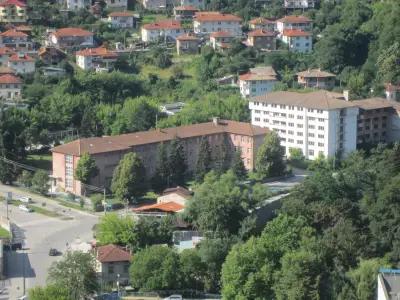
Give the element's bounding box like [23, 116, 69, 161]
[9, 199, 62, 218]
[0, 227, 10, 239]
[140, 64, 174, 79]
[141, 14, 169, 25]
[23, 154, 52, 171]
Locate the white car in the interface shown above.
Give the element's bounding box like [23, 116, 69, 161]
[18, 196, 32, 203]
[164, 295, 183, 300]
[19, 204, 33, 213]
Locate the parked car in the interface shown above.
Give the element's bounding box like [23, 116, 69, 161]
[49, 248, 60, 256]
[18, 196, 32, 203]
[164, 295, 183, 300]
[19, 204, 33, 213]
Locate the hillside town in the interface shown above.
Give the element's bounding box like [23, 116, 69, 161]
[0, 0, 398, 299]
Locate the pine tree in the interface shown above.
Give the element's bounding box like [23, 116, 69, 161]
[256, 132, 286, 178]
[213, 139, 230, 175]
[231, 149, 247, 180]
[168, 139, 187, 186]
[152, 143, 170, 191]
[195, 137, 212, 182]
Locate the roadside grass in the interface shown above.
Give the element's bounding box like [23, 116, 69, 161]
[54, 198, 87, 212]
[22, 153, 52, 171]
[0, 227, 10, 239]
[9, 199, 62, 218]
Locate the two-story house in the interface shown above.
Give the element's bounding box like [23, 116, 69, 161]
[0, 29, 33, 52]
[66, 0, 91, 11]
[0, 0, 27, 23]
[0, 73, 21, 101]
[174, 5, 199, 20]
[210, 31, 236, 51]
[141, 20, 183, 43]
[48, 27, 94, 51]
[281, 29, 312, 53]
[108, 11, 136, 28]
[0, 47, 14, 65]
[75, 47, 118, 71]
[276, 15, 312, 35]
[104, 0, 128, 10]
[7, 53, 35, 74]
[141, 0, 166, 11]
[249, 17, 276, 32]
[239, 66, 278, 98]
[247, 29, 276, 50]
[176, 33, 199, 55]
[38, 46, 67, 65]
[193, 12, 242, 36]
[296, 69, 336, 89]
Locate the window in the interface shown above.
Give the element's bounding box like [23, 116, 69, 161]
[108, 265, 114, 274]
[318, 126, 324, 130]
[308, 108, 314, 112]
[297, 115, 304, 120]
[263, 111, 269, 115]
[255, 117, 260, 121]
[65, 155, 73, 164]
[318, 134, 324, 139]
[280, 113, 287, 117]
[297, 140, 303, 144]
[308, 133, 315, 137]
[273, 112, 279, 117]
[318, 118, 324, 122]
[263, 118, 269, 122]
[308, 117, 315, 121]
[317, 110, 323, 114]
[255, 110, 261, 114]
[297, 124, 303, 128]
[308, 125, 315, 129]
[289, 123, 294, 127]
[308, 141, 315, 146]
[297, 132, 303, 136]
[298, 107, 304, 111]
[288, 138, 294, 143]
[308, 149, 314, 156]
[288, 130, 294, 135]
[272, 104, 277, 108]
[65, 177, 73, 188]
[318, 142, 324, 147]
[280, 105, 286, 109]
[281, 121, 286, 126]
[289, 114, 294, 118]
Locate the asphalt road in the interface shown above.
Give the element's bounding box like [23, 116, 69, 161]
[0, 184, 99, 300]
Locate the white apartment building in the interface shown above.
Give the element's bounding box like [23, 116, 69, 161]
[141, 20, 183, 42]
[249, 91, 359, 160]
[7, 53, 35, 74]
[104, 0, 128, 10]
[239, 66, 278, 98]
[276, 15, 312, 35]
[284, 0, 316, 9]
[281, 29, 312, 53]
[193, 12, 242, 36]
[108, 11, 135, 28]
[66, 0, 91, 10]
[180, 0, 205, 9]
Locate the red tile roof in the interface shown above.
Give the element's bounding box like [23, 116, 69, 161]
[283, 29, 311, 37]
[0, 0, 26, 7]
[76, 47, 118, 58]
[210, 31, 235, 38]
[194, 11, 242, 22]
[248, 29, 275, 37]
[296, 69, 335, 78]
[109, 11, 134, 17]
[9, 53, 34, 61]
[96, 244, 131, 263]
[53, 27, 94, 37]
[51, 120, 269, 156]
[162, 186, 192, 198]
[0, 29, 27, 38]
[239, 66, 277, 81]
[133, 201, 184, 213]
[0, 73, 21, 84]
[142, 20, 181, 30]
[277, 15, 311, 23]
[176, 33, 199, 41]
[249, 17, 275, 25]
[174, 5, 199, 11]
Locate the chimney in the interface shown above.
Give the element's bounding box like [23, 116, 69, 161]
[343, 90, 350, 101]
[212, 117, 220, 126]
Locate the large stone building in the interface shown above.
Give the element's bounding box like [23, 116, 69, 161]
[51, 120, 269, 195]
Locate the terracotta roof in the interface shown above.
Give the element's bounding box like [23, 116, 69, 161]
[210, 31, 235, 38]
[0, 0, 26, 7]
[283, 29, 311, 37]
[162, 186, 192, 197]
[239, 66, 277, 81]
[249, 17, 275, 25]
[351, 98, 400, 111]
[51, 120, 269, 156]
[133, 201, 184, 213]
[176, 33, 199, 41]
[0, 47, 14, 55]
[9, 53, 34, 61]
[248, 29, 275, 37]
[174, 5, 199, 11]
[194, 11, 242, 22]
[109, 11, 134, 17]
[0, 29, 27, 38]
[277, 15, 311, 23]
[0, 73, 21, 84]
[297, 69, 335, 78]
[0, 66, 15, 74]
[251, 90, 358, 110]
[142, 20, 181, 30]
[96, 244, 131, 263]
[53, 27, 93, 37]
[38, 46, 67, 57]
[76, 47, 118, 58]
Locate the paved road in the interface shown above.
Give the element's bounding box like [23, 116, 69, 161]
[0, 184, 99, 299]
[263, 168, 309, 193]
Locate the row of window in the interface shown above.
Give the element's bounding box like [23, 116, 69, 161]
[284, 138, 324, 148]
[252, 102, 324, 113]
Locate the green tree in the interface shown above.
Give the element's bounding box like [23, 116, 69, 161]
[96, 213, 137, 248]
[19, 170, 33, 187]
[230, 149, 247, 180]
[255, 131, 285, 178]
[151, 143, 170, 191]
[28, 285, 69, 300]
[74, 152, 98, 184]
[135, 216, 174, 250]
[130, 245, 181, 291]
[47, 251, 98, 300]
[0, 159, 16, 184]
[195, 137, 212, 182]
[32, 170, 50, 195]
[180, 249, 207, 290]
[377, 42, 400, 84]
[168, 139, 187, 186]
[111, 152, 146, 202]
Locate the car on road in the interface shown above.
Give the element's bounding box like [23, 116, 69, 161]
[49, 248, 61, 256]
[163, 295, 183, 300]
[19, 204, 33, 213]
[18, 196, 32, 203]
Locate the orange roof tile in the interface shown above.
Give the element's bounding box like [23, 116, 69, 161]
[9, 53, 34, 61]
[54, 27, 93, 37]
[0, 73, 21, 84]
[142, 19, 181, 30]
[194, 11, 242, 22]
[133, 201, 184, 213]
[283, 29, 311, 37]
[296, 69, 335, 78]
[277, 15, 311, 23]
[248, 29, 275, 37]
[76, 47, 118, 58]
[0, 29, 27, 38]
[0, 0, 25, 7]
[109, 11, 134, 17]
[176, 33, 199, 41]
[96, 244, 131, 263]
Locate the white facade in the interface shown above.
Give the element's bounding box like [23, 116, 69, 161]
[66, 0, 90, 10]
[180, 0, 205, 9]
[284, 0, 315, 9]
[104, 0, 128, 9]
[142, 0, 166, 10]
[8, 57, 35, 74]
[141, 27, 183, 42]
[108, 15, 135, 28]
[240, 79, 277, 98]
[281, 33, 312, 53]
[276, 17, 312, 35]
[0, 83, 21, 100]
[249, 95, 359, 160]
[193, 13, 242, 35]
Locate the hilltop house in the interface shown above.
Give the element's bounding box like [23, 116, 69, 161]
[0, 0, 27, 23]
[141, 0, 166, 11]
[141, 20, 183, 43]
[0, 29, 33, 52]
[249, 17, 276, 32]
[0, 73, 21, 101]
[276, 15, 312, 34]
[193, 12, 242, 36]
[174, 5, 199, 20]
[7, 53, 35, 74]
[296, 69, 336, 89]
[281, 29, 312, 53]
[210, 31, 235, 51]
[284, 0, 316, 9]
[176, 34, 199, 55]
[0, 47, 14, 65]
[239, 66, 278, 98]
[246, 29, 276, 50]
[108, 11, 136, 28]
[75, 47, 118, 71]
[104, 0, 128, 10]
[38, 46, 67, 65]
[48, 28, 94, 51]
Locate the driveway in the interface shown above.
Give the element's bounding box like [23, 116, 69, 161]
[0, 184, 99, 300]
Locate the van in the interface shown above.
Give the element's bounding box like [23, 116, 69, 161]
[19, 204, 33, 213]
[18, 196, 32, 203]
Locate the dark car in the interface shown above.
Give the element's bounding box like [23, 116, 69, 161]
[49, 248, 60, 256]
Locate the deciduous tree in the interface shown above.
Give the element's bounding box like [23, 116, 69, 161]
[255, 131, 285, 178]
